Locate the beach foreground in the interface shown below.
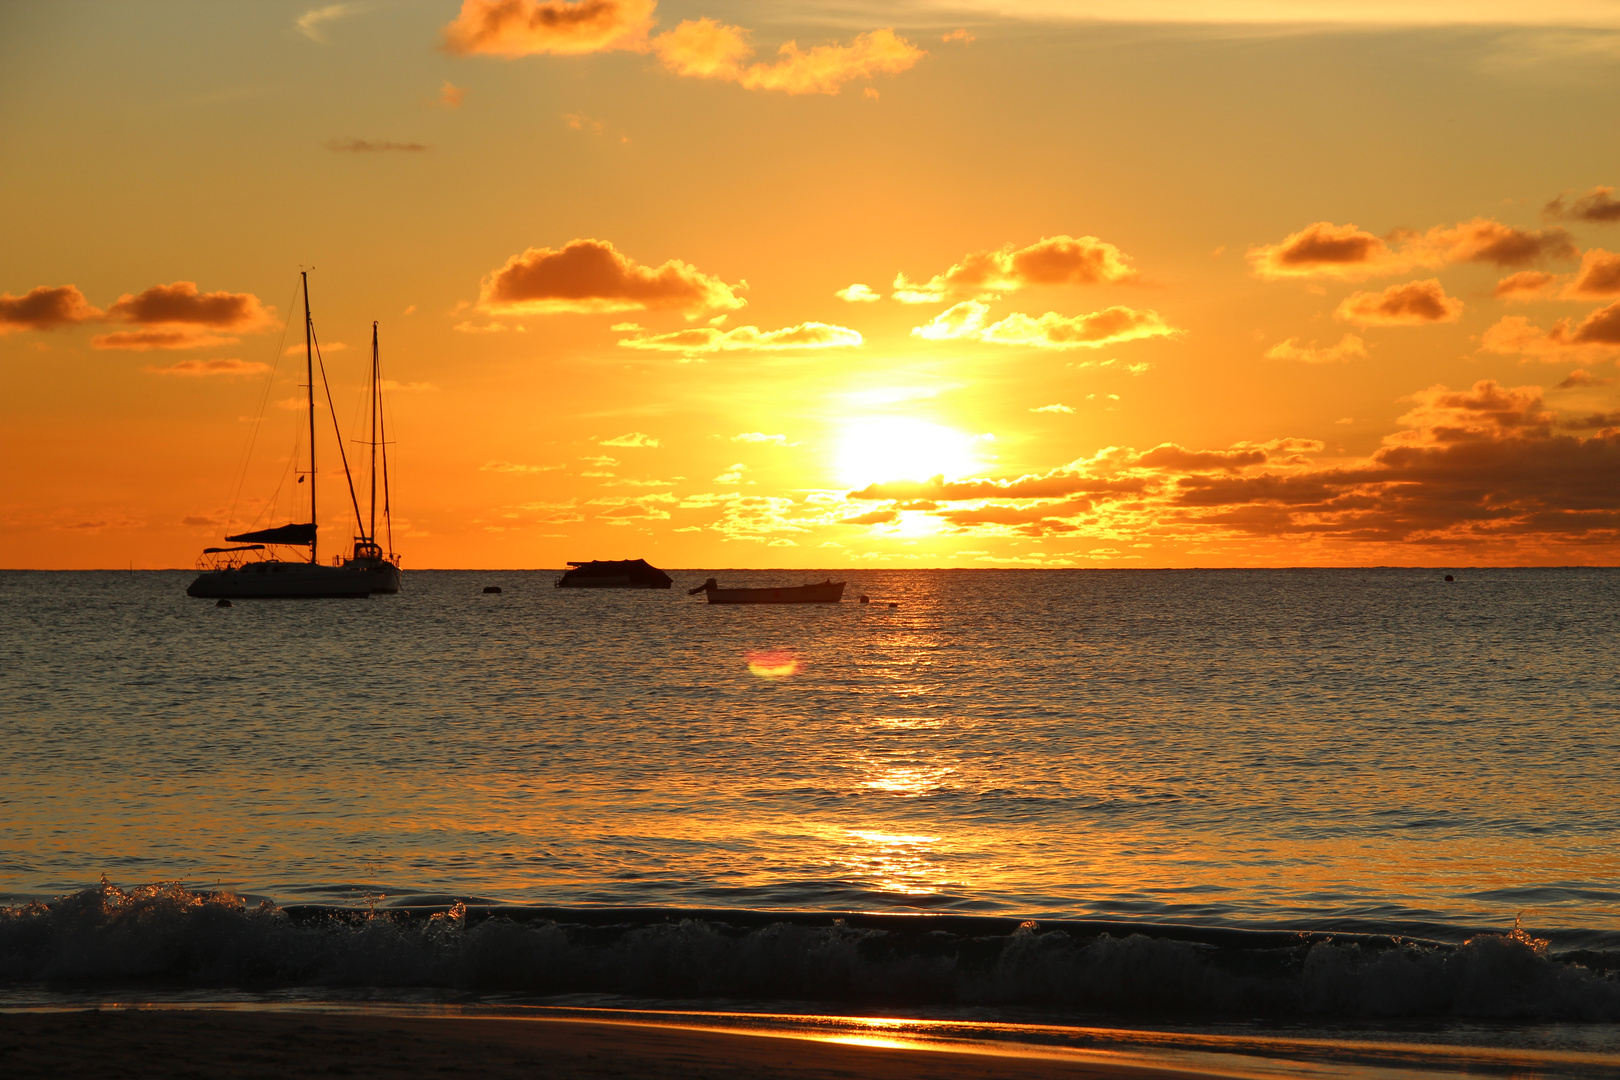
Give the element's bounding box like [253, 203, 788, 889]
[0, 1010, 1238, 1080]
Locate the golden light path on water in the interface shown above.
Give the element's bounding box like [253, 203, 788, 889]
[3, 569, 1619, 939]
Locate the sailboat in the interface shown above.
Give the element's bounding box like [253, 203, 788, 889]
[186, 272, 402, 599]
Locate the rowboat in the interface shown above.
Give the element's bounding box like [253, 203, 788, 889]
[687, 578, 845, 604]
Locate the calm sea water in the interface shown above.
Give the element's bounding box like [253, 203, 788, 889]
[3, 568, 1619, 1035]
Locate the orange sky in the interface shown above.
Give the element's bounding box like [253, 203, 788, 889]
[4, 0, 1620, 569]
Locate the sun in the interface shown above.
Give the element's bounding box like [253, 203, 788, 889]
[835, 418, 983, 487]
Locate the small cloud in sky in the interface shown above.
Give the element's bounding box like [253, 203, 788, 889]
[836, 283, 881, 303]
[1030, 403, 1074, 413]
[1558, 369, 1617, 389]
[942, 28, 975, 43]
[1264, 334, 1368, 363]
[480, 460, 562, 473]
[1335, 417, 1355, 424]
[144, 358, 269, 377]
[618, 322, 862, 354]
[402, 304, 417, 316]
[732, 432, 787, 444]
[600, 431, 660, 448]
[286, 341, 345, 354]
[296, 4, 361, 43]
[327, 137, 429, 152]
[479, 239, 745, 316]
[1336, 279, 1463, 326]
[379, 380, 436, 392]
[1545, 186, 1620, 224]
[439, 81, 466, 108]
[863, 87, 880, 100]
[0, 285, 102, 332]
[715, 463, 746, 483]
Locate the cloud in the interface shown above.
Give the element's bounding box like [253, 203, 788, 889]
[836, 377, 1620, 555]
[618, 321, 861, 353]
[92, 330, 239, 351]
[732, 432, 787, 444]
[942, 28, 975, 43]
[1557, 369, 1616, 388]
[1250, 218, 1576, 281]
[143, 358, 270, 377]
[1335, 279, 1463, 326]
[841, 508, 899, 525]
[600, 431, 659, 447]
[480, 460, 562, 472]
[1495, 271, 1561, 302]
[894, 235, 1136, 303]
[441, 0, 655, 56]
[440, 81, 466, 108]
[296, 3, 360, 43]
[326, 137, 429, 152]
[479, 238, 745, 315]
[108, 281, 270, 329]
[912, 299, 1177, 349]
[1248, 221, 1399, 281]
[836, 283, 881, 302]
[1030, 404, 1074, 413]
[0, 285, 102, 332]
[1480, 301, 1620, 359]
[1563, 249, 1620, 299]
[1546, 186, 1620, 223]
[653, 21, 925, 94]
[1265, 334, 1367, 363]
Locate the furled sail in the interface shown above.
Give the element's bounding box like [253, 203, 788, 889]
[225, 523, 316, 546]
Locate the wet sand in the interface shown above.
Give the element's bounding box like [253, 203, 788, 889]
[0, 1009, 1233, 1079]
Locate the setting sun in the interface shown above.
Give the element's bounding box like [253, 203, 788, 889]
[834, 418, 984, 488]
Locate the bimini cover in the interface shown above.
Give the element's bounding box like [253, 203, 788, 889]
[225, 522, 316, 546]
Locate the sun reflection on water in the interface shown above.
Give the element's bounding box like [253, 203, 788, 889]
[746, 650, 800, 679]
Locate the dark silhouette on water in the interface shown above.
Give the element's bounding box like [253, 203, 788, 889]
[688, 578, 846, 604]
[555, 559, 673, 589]
[186, 274, 401, 599]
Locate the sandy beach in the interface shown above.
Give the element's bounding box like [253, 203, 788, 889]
[0, 1009, 1252, 1080]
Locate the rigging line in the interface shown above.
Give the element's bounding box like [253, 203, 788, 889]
[312, 330, 366, 540]
[223, 276, 299, 535]
[377, 331, 394, 557]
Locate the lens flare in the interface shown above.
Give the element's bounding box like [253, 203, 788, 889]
[746, 649, 800, 679]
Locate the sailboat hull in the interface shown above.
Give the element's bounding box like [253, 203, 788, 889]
[187, 560, 399, 599]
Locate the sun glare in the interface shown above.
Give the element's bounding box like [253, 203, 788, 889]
[835, 418, 981, 487]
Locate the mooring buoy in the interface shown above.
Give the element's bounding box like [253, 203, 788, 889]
[483, 586, 502, 594]
[216, 599, 232, 608]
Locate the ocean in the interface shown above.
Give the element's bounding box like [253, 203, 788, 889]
[3, 568, 1619, 1065]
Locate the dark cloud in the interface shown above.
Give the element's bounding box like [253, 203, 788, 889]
[1564, 249, 1620, 299]
[108, 281, 269, 329]
[326, 138, 430, 152]
[1545, 186, 1620, 224]
[480, 238, 745, 315]
[1336, 279, 1462, 326]
[0, 285, 102, 332]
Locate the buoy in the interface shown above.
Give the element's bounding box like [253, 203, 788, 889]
[216, 599, 232, 608]
[858, 594, 870, 604]
[1444, 575, 1454, 582]
[483, 586, 502, 594]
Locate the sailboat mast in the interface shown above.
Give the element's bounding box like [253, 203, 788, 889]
[369, 321, 379, 543]
[303, 271, 317, 566]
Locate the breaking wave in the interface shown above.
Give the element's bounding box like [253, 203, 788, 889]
[4, 882, 1619, 1021]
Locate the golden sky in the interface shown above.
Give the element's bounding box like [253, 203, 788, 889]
[4, 0, 1620, 569]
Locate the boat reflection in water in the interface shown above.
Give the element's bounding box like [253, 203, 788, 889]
[187, 272, 401, 600]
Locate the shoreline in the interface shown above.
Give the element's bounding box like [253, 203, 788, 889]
[3, 1005, 1616, 1080]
